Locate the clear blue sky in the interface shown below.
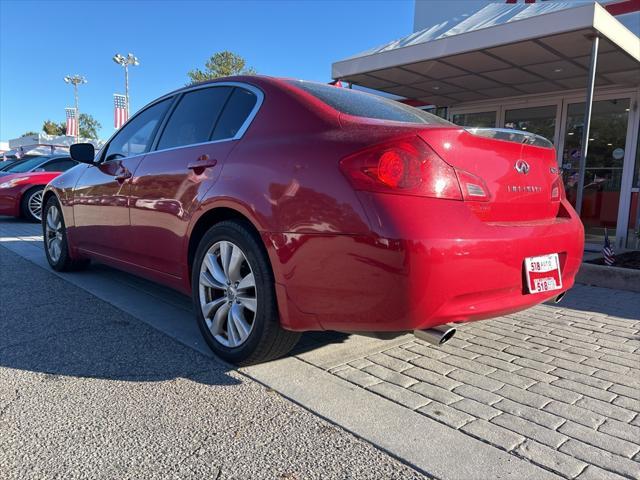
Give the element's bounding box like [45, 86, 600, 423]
[0, 0, 495, 141]
[0, 0, 410, 140]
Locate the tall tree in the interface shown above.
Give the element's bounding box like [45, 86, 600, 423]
[78, 113, 101, 140]
[42, 120, 66, 136]
[187, 50, 256, 85]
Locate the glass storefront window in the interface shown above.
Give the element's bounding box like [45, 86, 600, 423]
[451, 111, 496, 128]
[562, 98, 630, 245]
[504, 105, 557, 144]
[627, 131, 639, 249]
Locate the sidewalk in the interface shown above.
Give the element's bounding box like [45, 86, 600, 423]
[1, 218, 639, 479]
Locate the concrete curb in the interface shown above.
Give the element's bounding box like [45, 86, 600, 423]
[576, 262, 640, 293]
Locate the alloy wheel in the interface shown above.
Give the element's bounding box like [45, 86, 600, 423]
[198, 240, 257, 348]
[45, 205, 64, 263]
[28, 190, 43, 221]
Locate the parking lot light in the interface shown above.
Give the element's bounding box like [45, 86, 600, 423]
[112, 52, 140, 116]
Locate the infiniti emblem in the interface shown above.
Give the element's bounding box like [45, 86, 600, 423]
[515, 160, 530, 174]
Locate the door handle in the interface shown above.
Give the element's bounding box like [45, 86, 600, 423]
[115, 171, 132, 183]
[188, 154, 217, 170]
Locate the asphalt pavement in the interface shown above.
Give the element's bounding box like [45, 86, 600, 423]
[0, 245, 429, 480]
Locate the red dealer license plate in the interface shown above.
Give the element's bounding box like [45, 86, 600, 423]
[524, 253, 563, 294]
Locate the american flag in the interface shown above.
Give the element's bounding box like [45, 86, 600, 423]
[603, 228, 615, 266]
[114, 94, 128, 129]
[65, 108, 78, 137]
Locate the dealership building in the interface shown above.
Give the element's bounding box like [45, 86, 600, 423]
[332, 0, 640, 251]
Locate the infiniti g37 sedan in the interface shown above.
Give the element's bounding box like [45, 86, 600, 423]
[42, 76, 584, 364]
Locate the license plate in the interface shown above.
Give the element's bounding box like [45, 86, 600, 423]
[524, 253, 562, 294]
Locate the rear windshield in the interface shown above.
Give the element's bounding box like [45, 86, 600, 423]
[288, 80, 451, 126]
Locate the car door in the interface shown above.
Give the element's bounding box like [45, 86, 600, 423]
[129, 85, 260, 277]
[72, 97, 173, 261]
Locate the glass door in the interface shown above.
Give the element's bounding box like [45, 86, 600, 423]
[451, 110, 497, 128]
[627, 132, 639, 249]
[561, 98, 631, 245]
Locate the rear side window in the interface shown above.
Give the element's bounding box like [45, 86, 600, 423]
[288, 80, 451, 125]
[211, 88, 258, 141]
[157, 87, 232, 150]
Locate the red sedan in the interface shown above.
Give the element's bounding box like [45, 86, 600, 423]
[42, 76, 584, 364]
[0, 155, 78, 222]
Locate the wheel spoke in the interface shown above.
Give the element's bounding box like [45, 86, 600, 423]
[208, 302, 230, 335]
[200, 270, 225, 290]
[202, 297, 227, 319]
[238, 295, 257, 313]
[204, 252, 227, 285]
[46, 209, 56, 230]
[219, 242, 233, 280]
[237, 272, 255, 291]
[226, 307, 240, 346]
[230, 303, 251, 340]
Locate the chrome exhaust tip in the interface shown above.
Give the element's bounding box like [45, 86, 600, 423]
[554, 292, 566, 304]
[414, 325, 456, 346]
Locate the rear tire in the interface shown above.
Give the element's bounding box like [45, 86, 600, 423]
[21, 186, 44, 222]
[192, 220, 300, 365]
[42, 195, 90, 272]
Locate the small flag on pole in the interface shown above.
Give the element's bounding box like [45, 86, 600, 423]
[114, 94, 128, 129]
[603, 228, 615, 266]
[65, 108, 78, 137]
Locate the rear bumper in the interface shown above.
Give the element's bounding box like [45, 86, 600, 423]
[267, 195, 584, 332]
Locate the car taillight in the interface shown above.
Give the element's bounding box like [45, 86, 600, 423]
[339, 136, 463, 200]
[551, 175, 565, 201]
[455, 169, 491, 202]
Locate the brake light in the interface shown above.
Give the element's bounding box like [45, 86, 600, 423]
[339, 136, 463, 200]
[455, 169, 491, 202]
[551, 175, 565, 201]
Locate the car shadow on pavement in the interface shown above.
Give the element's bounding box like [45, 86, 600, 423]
[0, 245, 242, 387]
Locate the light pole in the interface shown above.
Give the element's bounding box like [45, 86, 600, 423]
[64, 75, 87, 143]
[112, 53, 139, 116]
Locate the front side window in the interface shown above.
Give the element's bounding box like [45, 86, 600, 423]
[157, 87, 232, 150]
[211, 88, 259, 141]
[103, 98, 172, 161]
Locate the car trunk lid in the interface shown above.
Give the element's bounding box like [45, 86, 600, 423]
[419, 127, 561, 222]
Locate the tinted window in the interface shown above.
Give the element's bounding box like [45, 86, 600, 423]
[104, 98, 172, 161]
[157, 87, 232, 150]
[211, 88, 258, 141]
[5, 156, 51, 173]
[41, 158, 77, 172]
[289, 81, 451, 125]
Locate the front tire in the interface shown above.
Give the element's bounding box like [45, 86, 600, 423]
[21, 186, 44, 222]
[192, 220, 300, 365]
[42, 195, 89, 271]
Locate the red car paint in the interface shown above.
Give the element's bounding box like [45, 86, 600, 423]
[44, 76, 584, 333]
[0, 172, 61, 217]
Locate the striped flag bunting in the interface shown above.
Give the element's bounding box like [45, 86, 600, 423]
[603, 228, 615, 266]
[65, 108, 78, 137]
[114, 94, 128, 129]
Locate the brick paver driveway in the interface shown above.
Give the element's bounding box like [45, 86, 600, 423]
[323, 288, 640, 479]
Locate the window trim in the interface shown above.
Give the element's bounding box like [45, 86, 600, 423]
[148, 82, 263, 154]
[98, 95, 178, 163]
[150, 85, 234, 153]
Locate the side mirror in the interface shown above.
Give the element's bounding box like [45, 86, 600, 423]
[70, 143, 96, 164]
